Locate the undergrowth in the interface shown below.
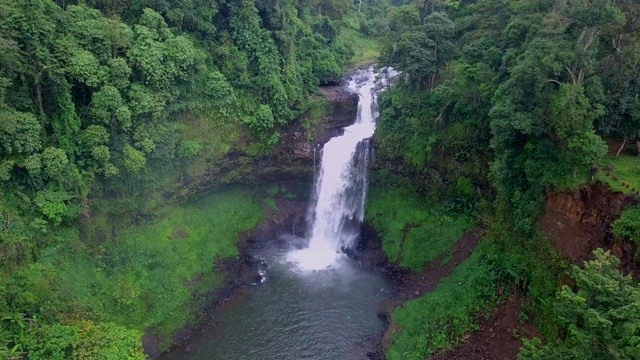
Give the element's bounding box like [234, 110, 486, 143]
[26, 189, 263, 350]
[386, 244, 496, 360]
[337, 18, 380, 69]
[612, 205, 640, 260]
[366, 184, 475, 271]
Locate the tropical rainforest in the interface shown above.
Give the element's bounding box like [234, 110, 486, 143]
[0, 0, 352, 358]
[2, 0, 640, 359]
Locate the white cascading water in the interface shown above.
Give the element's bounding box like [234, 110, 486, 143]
[288, 68, 392, 271]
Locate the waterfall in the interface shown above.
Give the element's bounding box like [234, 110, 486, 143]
[288, 68, 393, 271]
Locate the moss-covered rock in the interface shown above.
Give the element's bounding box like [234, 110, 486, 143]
[165, 86, 358, 200]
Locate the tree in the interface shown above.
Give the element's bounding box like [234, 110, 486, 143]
[520, 249, 640, 360]
[423, 12, 455, 90]
[41, 147, 69, 178]
[381, 7, 453, 89]
[128, 9, 200, 91]
[34, 189, 71, 225]
[65, 49, 106, 88]
[89, 85, 129, 128]
[122, 144, 146, 173]
[306, 0, 350, 20]
[0, 111, 42, 156]
[612, 206, 640, 259]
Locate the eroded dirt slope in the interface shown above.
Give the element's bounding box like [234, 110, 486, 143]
[540, 182, 638, 275]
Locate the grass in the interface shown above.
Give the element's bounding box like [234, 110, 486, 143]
[37, 189, 263, 349]
[595, 153, 640, 194]
[263, 198, 278, 211]
[386, 245, 496, 360]
[366, 184, 475, 271]
[181, 118, 242, 170]
[337, 25, 381, 69]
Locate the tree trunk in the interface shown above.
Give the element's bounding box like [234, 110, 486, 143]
[35, 81, 44, 116]
[431, 43, 438, 91]
[617, 138, 627, 157]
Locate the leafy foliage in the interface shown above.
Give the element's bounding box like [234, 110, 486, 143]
[374, 0, 640, 358]
[0, 0, 355, 356]
[612, 206, 640, 260]
[387, 247, 496, 359]
[1, 189, 263, 356]
[520, 250, 640, 360]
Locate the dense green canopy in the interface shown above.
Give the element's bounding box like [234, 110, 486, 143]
[0, 0, 354, 357]
[3, 0, 640, 358]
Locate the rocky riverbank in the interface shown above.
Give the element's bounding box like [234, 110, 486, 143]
[149, 188, 311, 358]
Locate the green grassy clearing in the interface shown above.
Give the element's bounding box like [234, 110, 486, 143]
[337, 24, 381, 69]
[366, 184, 475, 271]
[386, 245, 496, 359]
[33, 189, 262, 349]
[595, 153, 640, 194]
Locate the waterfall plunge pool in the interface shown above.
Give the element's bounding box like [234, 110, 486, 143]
[161, 68, 396, 360]
[161, 245, 392, 360]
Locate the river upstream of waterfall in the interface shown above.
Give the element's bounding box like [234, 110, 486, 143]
[162, 68, 394, 360]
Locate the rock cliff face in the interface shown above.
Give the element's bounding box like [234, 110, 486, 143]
[273, 86, 359, 168]
[170, 86, 358, 198]
[540, 182, 639, 275]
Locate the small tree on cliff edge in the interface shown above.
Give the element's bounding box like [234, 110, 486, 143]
[519, 249, 640, 360]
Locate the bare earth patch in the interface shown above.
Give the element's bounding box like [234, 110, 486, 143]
[170, 227, 189, 240]
[431, 296, 542, 360]
[540, 182, 638, 275]
[393, 229, 481, 301]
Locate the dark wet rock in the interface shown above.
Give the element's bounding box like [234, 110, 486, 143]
[381, 318, 402, 354]
[356, 336, 385, 360]
[361, 247, 388, 269]
[173, 326, 194, 345]
[251, 196, 309, 243]
[226, 149, 245, 161]
[142, 329, 162, 359]
[377, 300, 401, 319]
[319, 87, 359, 134]
[350, 224, 389, 270]
[239, 267, 262, 285]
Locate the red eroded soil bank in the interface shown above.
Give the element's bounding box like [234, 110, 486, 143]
[540, 182, 638, 276]
[423, 182, 639, 360]
[431, 296, 542, 360]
